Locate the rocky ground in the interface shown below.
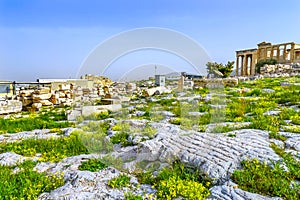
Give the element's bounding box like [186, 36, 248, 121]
[0, 121, 297, 199]
[1, 77, 300, 199]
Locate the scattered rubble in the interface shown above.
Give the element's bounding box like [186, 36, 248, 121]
[0, 100, 22, 115]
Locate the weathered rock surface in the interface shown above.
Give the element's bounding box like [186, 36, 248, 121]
[0, 121, 293, 199]
[36, 154, 156, 200]
[208, 181, 282, 200]
[0, 128, 74, 143]
[279, 131, 300, 153]
[38, 168, 125, 200]
[115, 124, 281, 184]
[205, 122, 251, 133]
[0, 152, 25, 166]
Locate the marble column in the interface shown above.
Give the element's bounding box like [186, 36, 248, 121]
[241, 55, 244, 76]
[236, 56, 239, 76]
[243, 55, 248, 76]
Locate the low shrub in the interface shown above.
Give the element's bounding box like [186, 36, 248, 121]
[249, 115, 284, 132]
[269, 131, 287, 141]
[226, 99, 248, 120]
[140, 124, 157, 138]
[255, 58, 277, 74]
[279, 108, 298, 120]
[0, 115, 73, 133]
[110, 132, 133, 147]
[136, 160, 211, 200]
[271, 143, 300, 179]
[124, 192, 143, 200]
[100, 155, 123, 171]
[78, 158, 108, 172]
[111, 122, 130, 132]
[156, 176, 210, 200]
[232, 158, 300, 200]
[282, 125, 300, 133]
[0, 132, 88, 162]
[49, 128, 64, 135]
[78, 130, 113, 154]
[291, 115, 300, 125]
[0, 160, 64, 199]
[169, 118, 181, 125]
[199, 103, 210, 113]
[81, 121, 110, 133]
[108, 174, 131, 189]
[211, 124, 234, 133]
[245, 88, 262, 97]
[83, 110, 111, 120]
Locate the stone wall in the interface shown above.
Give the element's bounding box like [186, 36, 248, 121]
[0, 100, 22, 115]
[260, 63, 300, 75]
[193, 78, 238, 88]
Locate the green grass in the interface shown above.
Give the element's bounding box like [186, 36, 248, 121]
[111, 122, 130, 132]
[78, 158, 108, 172]
[249, 115, 285, 132]
[0, 132, 88, 162]
[269, 131, 287, 141]
[139, 124, 157, 138]
[82, 110, 111, 121]
[271, 143, 300, 179]
[39, 107, 69, 121]
[282, 125, 300, 133]
[211, 124, 234, 133]
[280, 108, 298, 120]
[169, 117, 181, 125]
[108, 174, 131, 188]
[110, 132, 133, 147]
[124, 192, 143, 200]
[232, 159, 300, 200]
[0, 160, 64, 199]
[291, 115, 300, 125]
[232, 143, 300, 200]
[81, 121, 110, 133]
[136, 160, 211, 200]
[0, 115, 73, 134]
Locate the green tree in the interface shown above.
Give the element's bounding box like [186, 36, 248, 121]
[206, 61, 234, 78]
[255, 58, 277, 74]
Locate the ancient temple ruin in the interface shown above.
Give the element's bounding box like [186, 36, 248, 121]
[236, 41, 300, 76]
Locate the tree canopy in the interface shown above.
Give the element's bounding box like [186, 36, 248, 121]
[206, 61, 234, 78]
[255, 58, 277, 74]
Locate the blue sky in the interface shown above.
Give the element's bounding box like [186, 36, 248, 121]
[1, 0, 300, 81]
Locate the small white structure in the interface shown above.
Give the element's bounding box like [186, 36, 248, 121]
[155, 75, 166, 87]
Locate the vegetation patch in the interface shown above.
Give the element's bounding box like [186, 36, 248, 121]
[0, 160, 64, 199]
[269, 131, 287, 141]
[282, 125, 300, 133]
[255, 58, 277, 74]
[0, 132, 88, 162]
[78, 158, 108, 172]
[110, 132, 133, 147]
[108, 174, 131, 189]
[211, 124, 235, 133]
[169, 117, 181, 125]
[233, 144, 300, 200]
[82, 110, 111, 121]
[136, 160, 211, 200]
[0, 115, 73, 134]
[249, 115, 285, 132]
[291, 115, 300, 125]
[271, 143, 300, 179]
[124, 192, 143, 200]
[81, 121, 110, 134]
[232, 158, 300, 200]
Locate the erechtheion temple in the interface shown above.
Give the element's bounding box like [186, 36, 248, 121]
[236, 41, 300, 76]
